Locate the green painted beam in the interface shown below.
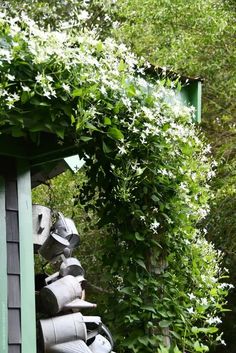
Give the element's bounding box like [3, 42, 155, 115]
[0, 176, 7, 353]
[17, 160, 36, 353]
[179, 81, 202, 123]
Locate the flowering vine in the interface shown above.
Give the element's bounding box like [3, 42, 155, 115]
[0, 14, 230, 353]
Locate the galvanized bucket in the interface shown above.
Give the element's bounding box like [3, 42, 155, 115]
[39, 232, 70, 262]
[48, 340, 93, 353]
[39, 313, 87, 352]
[32, 204, 51, 251]
[52, 212, 80, 249]
[89, 335, 112, 353]
[40, 275, 83, 314]
[60, 257, 85, 277]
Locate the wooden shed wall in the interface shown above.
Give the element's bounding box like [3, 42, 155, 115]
[0, 158, 36, 353]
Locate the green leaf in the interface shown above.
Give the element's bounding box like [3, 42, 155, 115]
[55, 128, 64, 139]
[157, 345, 169, 353]
[135, 232, 145, 241]
[151, 194, 159, 202]
[159, 320, 171, 328]
[173, 346, 182, 353]
[192, 326, 199, 334]
[170, 331, 181, 340]
[30, 98, 50, 106]
[85, 122, 99, 131]
[107, 127, 124, 140]
[192, 326, 219, 335]
[96, 41, 103, 52]
[103, 141, 112, 154]
[141, 305, 156, 313]
[194, 341, 209, 352]
[72, 88, 83, 97]
[104, 117, 112, 125]
[137, 336, 149, 345]
[135, 259, 147, 270]
[118, 59, 126, 72]
[127, 84, 136, 97]
[21, 91, 30, 104]
[120, 287, 133, 295]
[71, 114, 75, 125]
[207, 327, 218, 333]
[80, 136, 93, 142]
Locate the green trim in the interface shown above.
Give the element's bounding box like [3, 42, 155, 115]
[0, 134, 79, 164]
[17, 160, 36, 353]
[180, 81, 202, 123]
[195, 81, 202, 123]
[0, 176, 7, 353]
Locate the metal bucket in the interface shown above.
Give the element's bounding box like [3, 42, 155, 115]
[60, 257, 85, 277]
[48, 340, 93, 353]
[32, 204, 51, 251]
[89, 335, 112, 353]
[40, 275, 83, 314]
[52, 213, 80, 249]
[39, 232, 70, 262]
[39, 313, 87, 352]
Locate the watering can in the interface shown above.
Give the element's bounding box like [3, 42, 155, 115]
[39, 312, 88, 352]
[32, 204, 51, 250]
[39, 232, 70, 262]
[44, 257, 85, 285]
[89, 334, 113, 353]
[40, 275, 84, 314]
[46, 339, 93, 353]
[52, 212, 80, 249]
[60, 257, 85, 277]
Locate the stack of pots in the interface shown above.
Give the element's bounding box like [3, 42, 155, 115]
[33, 206, 114, 353]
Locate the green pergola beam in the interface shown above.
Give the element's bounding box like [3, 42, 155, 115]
[179, 81, 202, 123]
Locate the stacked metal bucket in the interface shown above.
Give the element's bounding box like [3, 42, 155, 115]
[33, 205, 114, 353]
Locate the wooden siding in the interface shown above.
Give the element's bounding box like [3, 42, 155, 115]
[0, 157, 36, 353]
[5, 167, 21, 353]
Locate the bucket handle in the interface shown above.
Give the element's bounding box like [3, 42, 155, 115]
[58, 212, 70, 233]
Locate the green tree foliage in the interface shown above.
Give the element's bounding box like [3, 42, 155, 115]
[0, 0, 116, 37]
[112, 0, 236, 138]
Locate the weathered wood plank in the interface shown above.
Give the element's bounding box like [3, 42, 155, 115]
[7, 243, 20, 275]
[9, 345, 21, 353]
[6, 211, 19, 242]
[8, 275, 20, 308]
[6, 180, 18, 211]
[8, 309, 21, 344]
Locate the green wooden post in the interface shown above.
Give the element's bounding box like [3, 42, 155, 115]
[0, 176, 7, 353]
[179, 81, 202, 123]
[17, 160, 36, 353]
